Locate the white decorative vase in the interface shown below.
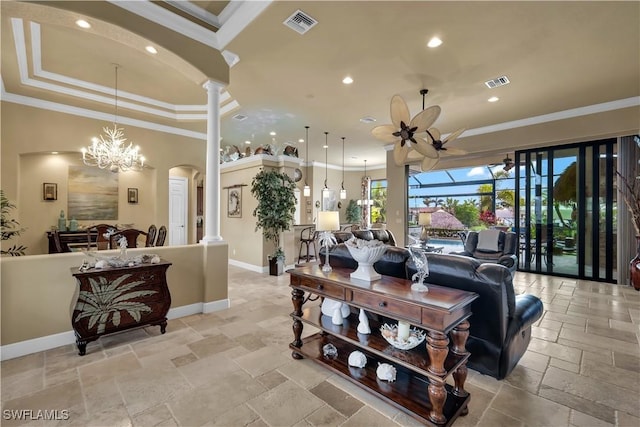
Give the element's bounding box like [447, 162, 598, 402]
[357, 309, 371, 334]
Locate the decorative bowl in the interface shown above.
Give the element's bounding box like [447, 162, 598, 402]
[379, 323, 426, 350]
[345, 238, 387, 281]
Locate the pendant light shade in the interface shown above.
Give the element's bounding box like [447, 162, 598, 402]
[340, 136, 346, 200]
[322, 132, 330, 203]
[303, 126, 310, 197]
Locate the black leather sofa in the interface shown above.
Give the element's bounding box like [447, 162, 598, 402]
[319, 243, 544, 379]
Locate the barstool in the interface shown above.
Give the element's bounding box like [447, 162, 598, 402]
[298, 226, 317, 263]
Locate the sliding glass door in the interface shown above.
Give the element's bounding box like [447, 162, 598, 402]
[516, 139, 617, 282]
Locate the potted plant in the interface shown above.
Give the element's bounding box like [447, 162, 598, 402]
[251, 169, 297, 275]
[345, 199, 361, 225]
[1, 190, 27, 256]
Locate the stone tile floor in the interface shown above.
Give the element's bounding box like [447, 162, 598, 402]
[1, 266, 639, 426]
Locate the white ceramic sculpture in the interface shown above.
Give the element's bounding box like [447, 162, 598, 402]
[348, 351, 367, 368]
[345, 238, 387, 282]
[332, 307, 343, 325]
[357, 308, 371, 334]
[321, 298, 350, 318]
[376, 363, 397, 382]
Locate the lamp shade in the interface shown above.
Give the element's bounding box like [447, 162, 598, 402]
[303, 185, 310, 197]
[317, 211, 340, 231]
[418, 212, 432, 226]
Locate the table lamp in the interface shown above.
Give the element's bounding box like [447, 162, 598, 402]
[418, 212, 432, 244]
[317, 211, 340, 272]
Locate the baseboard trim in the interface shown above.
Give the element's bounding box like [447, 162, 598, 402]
[0, 299, 229, 361]
[228, 258, 266, 273]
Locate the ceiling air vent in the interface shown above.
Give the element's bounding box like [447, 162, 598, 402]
[484, 75, 510, 89]
[283, 10, 317, 34]
[232, 114, 248, 121]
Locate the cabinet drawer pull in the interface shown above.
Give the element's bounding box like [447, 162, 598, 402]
[317, 284, 324, 290]
[379, 301, 387, 308]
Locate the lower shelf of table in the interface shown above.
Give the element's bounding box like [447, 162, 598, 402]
[290, 333, 469, 426]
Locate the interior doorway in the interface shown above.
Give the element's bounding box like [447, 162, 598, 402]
[169, 177, 188, 246]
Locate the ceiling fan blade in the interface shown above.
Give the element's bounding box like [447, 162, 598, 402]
[390, 95, 410, 129]
[426, 127, 441, 141]
[420, 155, 440, 172]
[443, 128, 466, 144]
[410, 105, 441, 133]
[371, 125, 400, 143]
[440, 146, 467, 156]
[412, 137, 438, 158]
[393, 142, 411, 166]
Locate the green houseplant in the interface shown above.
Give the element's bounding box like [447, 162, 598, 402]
[1, 190, 27, 256]
[345, 199, 361, 224]
[251, 169, 297, 275]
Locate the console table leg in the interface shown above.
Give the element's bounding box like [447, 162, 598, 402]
[291, 288, 304, 359]
[426, 331, 449, 424]
[450, 319, 470, 399]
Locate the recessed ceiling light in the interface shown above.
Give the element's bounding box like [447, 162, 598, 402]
[342, 76, 353, 85]
[269, 131, 276, 136]
[298, 138, 304, 143]
[51, 151, 59, 155]
[427, 37, 442, 48]
[360, 116, 377, 124]
[245, 140, 251, 145]
[488, 96, 499, 103]
[75, 19, 91, 29]
[145, 46, 158, 54]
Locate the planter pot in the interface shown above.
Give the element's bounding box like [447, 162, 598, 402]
[269, 257, 284, 276]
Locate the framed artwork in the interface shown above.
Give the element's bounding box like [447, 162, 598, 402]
[228, 187, 242, 217]
[322, 189, 337, 211]
[128, 188, 138, 204]
[43, 183, 57, 201]
[68, 166, 118, 220]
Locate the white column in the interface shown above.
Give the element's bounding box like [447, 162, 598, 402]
[201, 80, 224, 243]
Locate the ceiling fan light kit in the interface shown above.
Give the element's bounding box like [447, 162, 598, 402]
[371, 89, 466, 172]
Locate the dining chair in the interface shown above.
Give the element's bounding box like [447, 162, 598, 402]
[52, 230, 70, 253]
[110, 228, 146, 249]
[155, 226, 167, 246]
[145, 225, 157, 247]
[87, 224, 116, 250]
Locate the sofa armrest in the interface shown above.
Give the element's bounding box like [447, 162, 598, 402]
[450, 250, 472, 257]
[506, 294, 544, 337]
[498, 254, 518, 271]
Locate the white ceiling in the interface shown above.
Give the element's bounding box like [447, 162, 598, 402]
[2, 1, 639, 169]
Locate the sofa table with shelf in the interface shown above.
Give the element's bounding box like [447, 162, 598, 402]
[70, 259, 172, 355]
[288, 265, 478, 426]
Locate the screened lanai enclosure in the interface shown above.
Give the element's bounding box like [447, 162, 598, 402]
[406, 138, 627, 283]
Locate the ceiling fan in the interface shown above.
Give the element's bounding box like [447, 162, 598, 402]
[411, 89, 467, 172]
[489, 154, 516, 171]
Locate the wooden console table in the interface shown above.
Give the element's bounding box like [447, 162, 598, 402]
[289, 266, 478, 426]
[70, 260, 172, 355]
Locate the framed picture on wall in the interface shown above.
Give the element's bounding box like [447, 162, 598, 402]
[43, 183, 57, 201]
[228, 188, 242, 218]
[128, 188, 138, 204]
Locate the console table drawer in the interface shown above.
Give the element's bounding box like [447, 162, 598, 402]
[351, 290, 421, 323]
[295, 276, 345, 299]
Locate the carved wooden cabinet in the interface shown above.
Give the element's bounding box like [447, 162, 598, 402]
[70, 260, 172, 355]
[289, 266, 478, 426]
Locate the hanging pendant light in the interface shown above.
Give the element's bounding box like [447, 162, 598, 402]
[322, 132, 330, 203]
[340, 136, 346, 200]
[303, 126, 310, 197]
[82, 64, 145, 172]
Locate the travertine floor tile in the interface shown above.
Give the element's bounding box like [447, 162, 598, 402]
[116, 366, 192, 415]
[340, 406, 401, 427]
[247, 380, 324, 426]
[476, 408, 524, 427]
[304, 404, 348, 427]
[309, 381, 364, 417]
[491, 383, 570, 426]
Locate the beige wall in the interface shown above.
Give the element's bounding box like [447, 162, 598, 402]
[0, 243, 228, 347]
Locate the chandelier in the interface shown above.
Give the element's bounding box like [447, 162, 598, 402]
[82, 65, 144, 173]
